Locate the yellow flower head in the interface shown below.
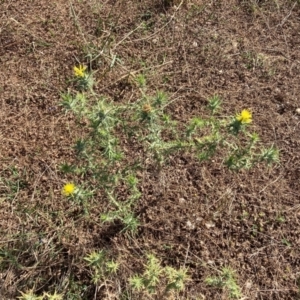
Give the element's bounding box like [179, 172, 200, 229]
[74, 65, 87, 77]
[236, 109, 252, 124]
[62, 183, 76, 196]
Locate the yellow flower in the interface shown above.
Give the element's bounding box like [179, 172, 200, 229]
[236, 109, 252, 124]
[74, 65, 87, 77]
[62, 183, 76, 196]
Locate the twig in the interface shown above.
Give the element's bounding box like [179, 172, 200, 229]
[122, 0, 184, 44]
[259, 175, 282, 193]
[278, 1, 297, 27]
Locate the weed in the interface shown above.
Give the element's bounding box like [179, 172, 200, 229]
[0, 247, 21, 270]
[62, 182, 76, 196]
[276, 215, 285, 223]
[282, 238, 292, 247]
[1, 1, 293, 299]
[18, 289, 63, 300]
[208, 94, 222, 114]
[18, 290, 43, 300]
[84, 250, 119, 284]
[0, 166, 28, 201]
[73, 64, 94, 90]
[205, 267, 242, 299]
[129, 254, 189, 296]
[61, 63, 279, 231]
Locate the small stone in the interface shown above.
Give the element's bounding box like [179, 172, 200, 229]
[295, 108, 300, 115]
[179, 197, 186, 204]
[245, 280, 253, 289]
[40, 238, 48, 244]
[205, 222, 215, 229]
[192, 41, 198, 47]
[186, 220, 195, 230]
[232, 40, 238, 52]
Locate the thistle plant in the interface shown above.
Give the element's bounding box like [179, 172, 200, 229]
[84, 250, 119, 284]
[260, 145, 279, 164]
[135, 89, 184, 165]
[165, 266, 190, 292]
[62, 182, 76, 197]
[60, 65, 279, 233]
[100, 174, 141, 233]
[129, 254, 189, 296]
[42, 291, 63, 300]
[205, 267, 242, 299]
[18, 290, 43, 300]
[18, 290, 63, 300]
[187, 106, 279, 169]
[224, 127, 279, 170]
[208, 94, 222, 114]
[60, 92, 87, 118]
[61, 182, 93, 214]
[229, 109, 252, 135]
[73, 64, 93, 90]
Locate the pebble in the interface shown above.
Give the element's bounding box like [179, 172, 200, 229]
[186, 220, 195, 230]
[205, 222, 215, 229]
[179, 197, 186, 204]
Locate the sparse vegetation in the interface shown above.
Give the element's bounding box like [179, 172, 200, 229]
[0, 0, 299, 299]
[129, 254, 189, 296]
[205, 267, 242, 299]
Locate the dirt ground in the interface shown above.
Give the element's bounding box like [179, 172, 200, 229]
[0, 0, 300, 299]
